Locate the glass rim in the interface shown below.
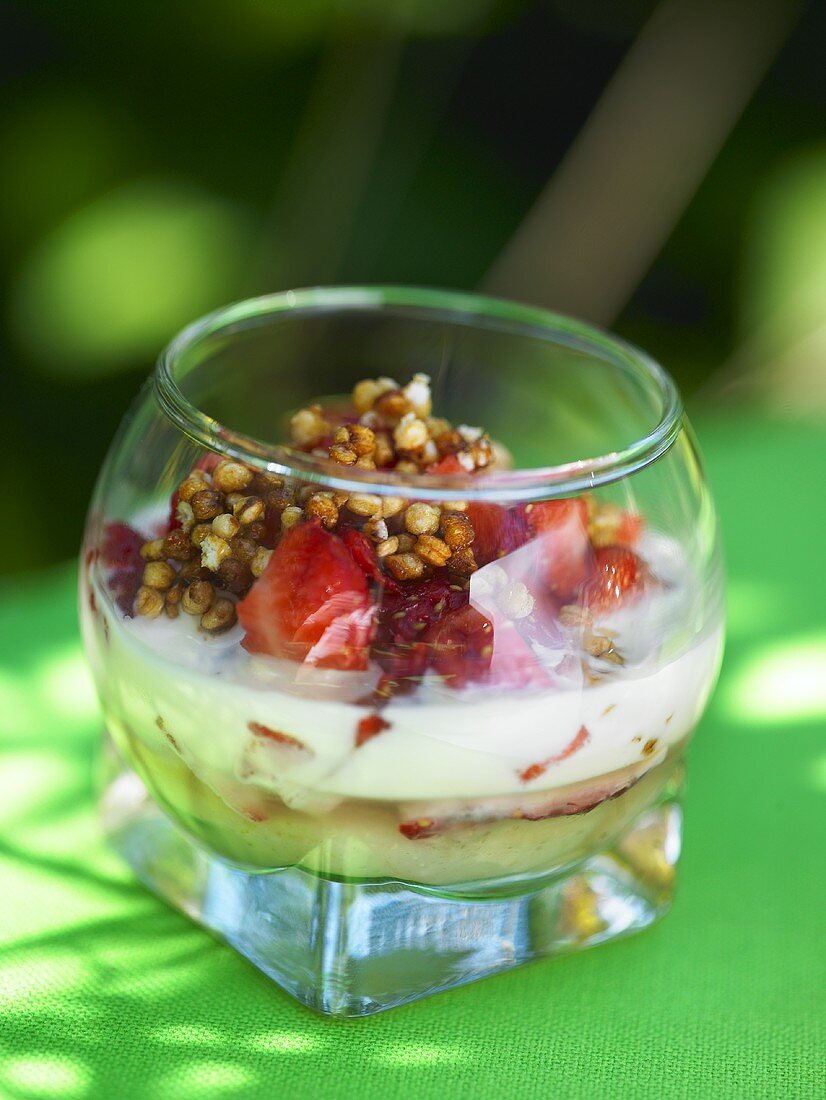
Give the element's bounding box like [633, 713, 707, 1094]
[154, 285, 684, 503]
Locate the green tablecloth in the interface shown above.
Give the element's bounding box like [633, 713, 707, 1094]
[1, 415, 823, 1099]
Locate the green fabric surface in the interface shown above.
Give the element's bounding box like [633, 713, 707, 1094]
[0, 415, 823, 1100]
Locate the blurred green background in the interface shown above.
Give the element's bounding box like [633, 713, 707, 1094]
[2, 0, 825, 575]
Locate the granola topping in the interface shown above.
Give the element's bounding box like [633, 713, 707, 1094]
[102, 373, 654, 686]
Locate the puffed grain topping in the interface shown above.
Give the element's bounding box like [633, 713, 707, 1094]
[200, 597, 237, 634]
[404, 502, 440, 535]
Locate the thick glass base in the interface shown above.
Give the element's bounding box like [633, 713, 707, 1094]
[101, 757, 683, 1017]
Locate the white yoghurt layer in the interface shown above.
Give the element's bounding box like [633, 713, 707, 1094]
[88, 531, 723, 804]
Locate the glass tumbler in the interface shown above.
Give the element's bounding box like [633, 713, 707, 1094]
[80, 287, 724, 1016]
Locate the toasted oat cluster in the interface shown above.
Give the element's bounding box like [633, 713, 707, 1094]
[130, 459, 282, 633]
[111, 374, 496, 633]
[289, 374, 496, 476]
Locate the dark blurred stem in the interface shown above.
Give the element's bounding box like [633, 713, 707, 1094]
[351, 39, 478, 276]
[483, 0, 802, 325]
[256, 30, 403, 290]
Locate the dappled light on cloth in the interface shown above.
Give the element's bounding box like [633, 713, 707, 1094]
[0, 415, 822, 1096]
[724, 635, 826, 726]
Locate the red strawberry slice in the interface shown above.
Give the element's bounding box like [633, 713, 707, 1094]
[516, 772, 635, 820]
[238, 521, 374, 669]
[398, 757, 650, 839]
[247, 722, 312, 755]
[466, 503, 530, 566]
[581, 546, 646, 615]
[102, 522, 144, 570]
[424, 605, 494, 687]
[356, 714, 391, 747]
[526, 498, 591, 599]
[518, 724, 590, 783]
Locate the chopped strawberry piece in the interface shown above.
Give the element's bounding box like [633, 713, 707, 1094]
[518, 724, 590, 783]
[262, 503, 283, 549]
[399, 818, 438, 840]
[340, 527, 379, 580]
[466, 503, 530, 566]
[426, 454, 464, 475]
[340, 527, 400, 592]
[291, 591, 365, 643]
[581, 547, 646, 615]
[369, 580, 469, 698]
[300, 596, 375, 670]
[195, 452, 221, 474]
[377, 578, 468, 643]
[371, 576, 461, 695]
[370, 644, 431, 703]
[242, 807, 269, 823]
[166, 489, 181, 533]
[424, 605, 494, 687]
[108, 567, 142, 616]
[247, 722, 312, 754]
[102, 523, 144, 615]
[356, 714, 391, 747]
[487, 622, 552, 689]
[526, 498, 591, 598]
[371, 578, 470, 692]
[616, 511, 643, 546]
[237, 522, 374, 668]
[373, 578, 526, 692]
[102, 522, 144, 570]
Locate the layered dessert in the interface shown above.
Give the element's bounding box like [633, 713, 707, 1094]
[82, 374, 722, 887]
